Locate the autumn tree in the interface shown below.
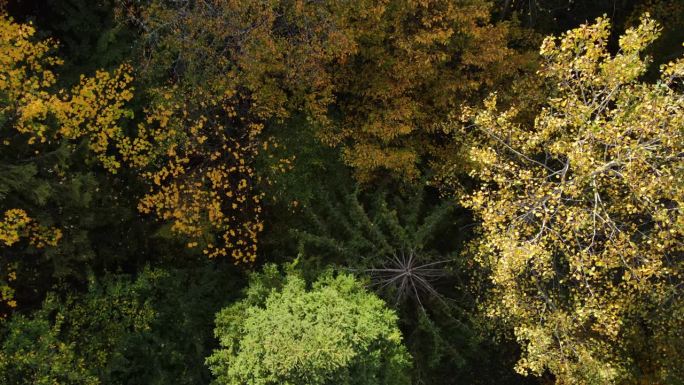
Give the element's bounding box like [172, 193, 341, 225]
[121, 0, 532, 228]
[461, 15, 684, 384]
[323, 0, 537, 182]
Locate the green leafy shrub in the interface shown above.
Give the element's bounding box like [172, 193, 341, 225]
[206, 265, 411, 385]
[0, 264, 244, 385]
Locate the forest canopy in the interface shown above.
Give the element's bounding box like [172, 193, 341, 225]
[0, 0, 682, 384]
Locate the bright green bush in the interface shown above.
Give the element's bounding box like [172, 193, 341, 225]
[206, 265, 411, 385]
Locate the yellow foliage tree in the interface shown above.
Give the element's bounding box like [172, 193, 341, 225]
[462, 15, 684, 384]
[323, 0, 536, 182]
[1, 13, 134, 169]
[2, 11, 262, 263]
[4, 8, 276, 264]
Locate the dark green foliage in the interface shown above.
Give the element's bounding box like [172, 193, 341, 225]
[288, 186, 535, 384]
[0, 263, 245, 385]
[207, 264, 411, 385]
[256, 114, 355, 265]
[0, 129, 152, 308]
[291, 186, 462, 288]
[0, 269, 157, 385]
[0, 315, 97, 385]
[257, 115, 354, 208]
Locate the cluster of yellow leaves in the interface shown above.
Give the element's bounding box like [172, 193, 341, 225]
[14, 65, 135, 172]
[0, 209, 32, 248]
[630, 0, 684, 37]
[1, 13, 135, 171]
[1, 15, 60, 140]
[0, 209, 61, 316]
[0, 209, 62, 249]
[52, 66, 135, 173]
[463, 15, 684, 384]
[123, 88, 265, 263]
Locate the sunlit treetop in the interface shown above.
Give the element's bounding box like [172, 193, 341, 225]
[206, 265, 412, 385]
[462, 14, 684, 384]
